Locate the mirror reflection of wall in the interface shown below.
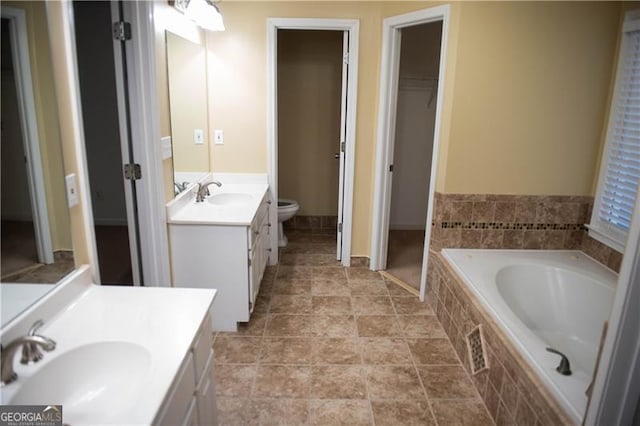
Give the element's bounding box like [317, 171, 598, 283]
[1, 2, 75, 325]
[166, 31, 210, 194]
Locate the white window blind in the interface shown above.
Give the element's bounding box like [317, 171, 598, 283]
[589, 14, 640, 252]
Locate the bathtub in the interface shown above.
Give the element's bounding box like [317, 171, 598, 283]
[441, 249, 618, 423]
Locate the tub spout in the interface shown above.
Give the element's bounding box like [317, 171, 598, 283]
[546, 347, 572, 376]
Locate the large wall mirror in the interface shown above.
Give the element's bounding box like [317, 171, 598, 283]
[1, 3, 75, 326]
[166, 30, 210, 194]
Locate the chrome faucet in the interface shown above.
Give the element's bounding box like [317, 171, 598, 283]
[1, 326, 56, 385]
[22, 320, 49, 364]
[196, 181, 222, 202]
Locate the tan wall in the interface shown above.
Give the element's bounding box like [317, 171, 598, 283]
[445, 1, 620, 195]
[167, 32, 210, 173]
[277, 30, 343, 216]
[4, 1, 72, 251]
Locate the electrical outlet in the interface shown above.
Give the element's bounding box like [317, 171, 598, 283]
[194, 129, 204, 145]
[65, 173, 79, 207]
[214, 129, 224, 145]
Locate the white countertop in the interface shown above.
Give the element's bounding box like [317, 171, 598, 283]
[167, 177, 269, 226]
[0, 282, 216, 425]
[1, 284, 55, 326]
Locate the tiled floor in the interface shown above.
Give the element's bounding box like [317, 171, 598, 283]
[214, 229, 493, 425]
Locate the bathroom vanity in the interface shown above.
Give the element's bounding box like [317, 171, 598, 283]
[0, 266, 218, 425]
[167, 175, 271, 332]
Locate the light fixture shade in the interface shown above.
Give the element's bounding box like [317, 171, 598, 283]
[184, 0, 225, 31]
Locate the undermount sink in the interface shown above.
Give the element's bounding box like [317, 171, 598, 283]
[207, 192, 253, 206]
[10, 341, 151, 424]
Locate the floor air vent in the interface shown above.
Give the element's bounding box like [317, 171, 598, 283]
[466, 325, 489, 375]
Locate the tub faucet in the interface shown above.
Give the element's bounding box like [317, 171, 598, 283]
[546, 347, 572, 376]
[1, 331, 56, 385]
[196, 181, 222, 202]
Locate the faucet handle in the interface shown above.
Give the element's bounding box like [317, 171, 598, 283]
[21, 319, 47, 365]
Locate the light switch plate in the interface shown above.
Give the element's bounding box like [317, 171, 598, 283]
[65, 173, 79, 208]
[194, 129, 204, 145]
[214, 129, 224, 145]
[161, 136, 172, 160]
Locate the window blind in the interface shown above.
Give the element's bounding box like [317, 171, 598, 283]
[590, 21, 640, 251]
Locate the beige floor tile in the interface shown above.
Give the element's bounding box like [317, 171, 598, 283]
[360, 338, 413, 365]
[253, 293, 271, 313]
[250, 398, 309, 425]
[313, 253, 342, 266]
[350, 279, 389, 296]
[370, 400, 436, 426]
[272, 278, 312, 295]
[366, 365, 425, 400]
[279, 252, 314, 265]
[259, 337, 313, 364]
[311, 278, 350, 296]
[313, 266, 347, 281]
[384, 280, 416, 297]
[407, 338, 460, 365]
[254, 365, 311, 398]
[214, 365, 256, 398]
[222, 313, 267, 336]
[352, 295, 395, 315]
[391, 296, 434, 315]
[311, 338, 362, 364]
[311, 365, 367, 399]
[356, 315, 402, 337]
[430, 399, 493, 425]
[418, 365, 478, 399]
[310, 399, 372, 425]
[277, 265, 313, 280]
[216, 398, 258, 426]
[310, 315, 358, 337]
[312, 295, 352, 314]
[270, 294, 312, 314]
[312, 233, 336, 244]
[347, 267, 383, 281]
[214, 336, 262, 364]
[397, 315, 447, 338]
[265, 314, 312, 336]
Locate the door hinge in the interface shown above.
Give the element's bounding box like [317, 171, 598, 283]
[341, 141, 346, 152]
[389, 164, 394, 172]
[343, 52, 349, 65]
[124, 163, 141, 180]
[248, 258, 252, 267]
[113, 21, 132, 41]
[338, 223, 343, 233]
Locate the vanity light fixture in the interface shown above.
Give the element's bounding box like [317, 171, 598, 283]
[171, 0, 225, 31]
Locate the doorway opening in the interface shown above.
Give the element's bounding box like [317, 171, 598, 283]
[267, 18, 359, 266]
[73, 0, 141, 285]
[384, 22, 443, 293]
[276, 29, 344, 255]
[371, 6, 449, 300]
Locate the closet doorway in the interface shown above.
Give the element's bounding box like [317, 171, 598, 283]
[371, 6, 449, 300]
[267, 19, 359, 266]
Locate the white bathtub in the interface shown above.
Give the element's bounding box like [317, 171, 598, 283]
[441, 249, 618, 424]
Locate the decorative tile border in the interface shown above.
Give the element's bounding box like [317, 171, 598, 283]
[431, 192, 622, 272]
[427, 250, 575, 425]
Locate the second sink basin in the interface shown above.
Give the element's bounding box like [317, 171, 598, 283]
[10, 341, 151, 424]
[207, 192, 253, 206]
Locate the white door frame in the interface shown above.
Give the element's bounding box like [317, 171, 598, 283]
[370, 5, 450, 301]
[2, 6, 54, 265]
[267, 18, 359, 267]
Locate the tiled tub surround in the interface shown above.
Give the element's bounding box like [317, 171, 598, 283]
[428, 250, 588, 425]
[431, 193, 622, 272]
[213, 230, 494, 425]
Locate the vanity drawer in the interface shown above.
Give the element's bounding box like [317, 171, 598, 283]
[196, 350, 217, 426]
[192, 315, 213, 380]
[182, 397, 198, 426]
[248, 197, 270, 248]
[157, 352, 196, 426]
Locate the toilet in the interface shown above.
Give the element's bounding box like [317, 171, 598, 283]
[277, 199, 299, 247]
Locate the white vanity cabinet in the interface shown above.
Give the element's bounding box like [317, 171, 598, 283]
[169, 190, 271, 331]
[155, 314, 217, 426]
